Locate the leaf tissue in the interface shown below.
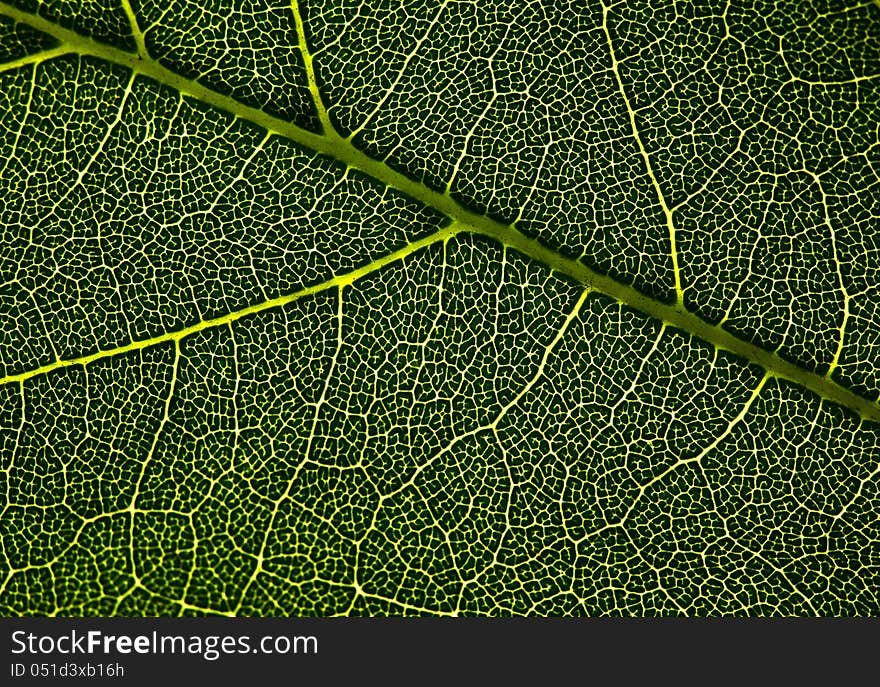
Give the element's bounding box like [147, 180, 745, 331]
[0, 0, 879, 616]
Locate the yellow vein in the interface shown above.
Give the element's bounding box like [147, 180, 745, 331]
[599, 372, 771, 540]
[600, 1, 684, 306]
[345, 0, 451, 141]
[477, 223, 880, 422]
[0, 223, 462, 387]
[289, 0, 334, 134]
[120, 0, 147, 58]
[1, 2, 880, 424]
[0, 45, 70, 74]
[811, 170, 851, 379]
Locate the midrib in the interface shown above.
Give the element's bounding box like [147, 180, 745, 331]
[1, 2, 879, 423]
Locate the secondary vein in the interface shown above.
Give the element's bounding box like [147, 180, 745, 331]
[0, 223, 463, 387]
[289, 0, 335, 134]
[1, 3, 879, 423]
[600, 0, 684, 306]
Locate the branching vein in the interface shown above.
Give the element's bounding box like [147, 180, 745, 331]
[0, 1, 879, 425]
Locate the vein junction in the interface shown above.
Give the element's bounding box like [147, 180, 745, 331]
[0, 2, 879, 424]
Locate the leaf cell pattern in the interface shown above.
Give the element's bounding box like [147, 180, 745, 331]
[0, 0, 879, 616]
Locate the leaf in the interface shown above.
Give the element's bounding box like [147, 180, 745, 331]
[0, 0, 878, 615]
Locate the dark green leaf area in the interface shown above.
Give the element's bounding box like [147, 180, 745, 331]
[609, 0, 880, 397]
[6, 0, 134, 51]
[0, 54, 445, 379]
[0, 15, 57, 62]
[2, 236, 877, 616]
[301, 0, 880, 396]
[301, 0, 677, 303]
[133, 0, 320, 130]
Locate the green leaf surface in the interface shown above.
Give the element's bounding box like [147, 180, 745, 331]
[0, 0, 879, 615]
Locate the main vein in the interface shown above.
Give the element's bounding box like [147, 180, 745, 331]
[1, 3, 879, 423]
